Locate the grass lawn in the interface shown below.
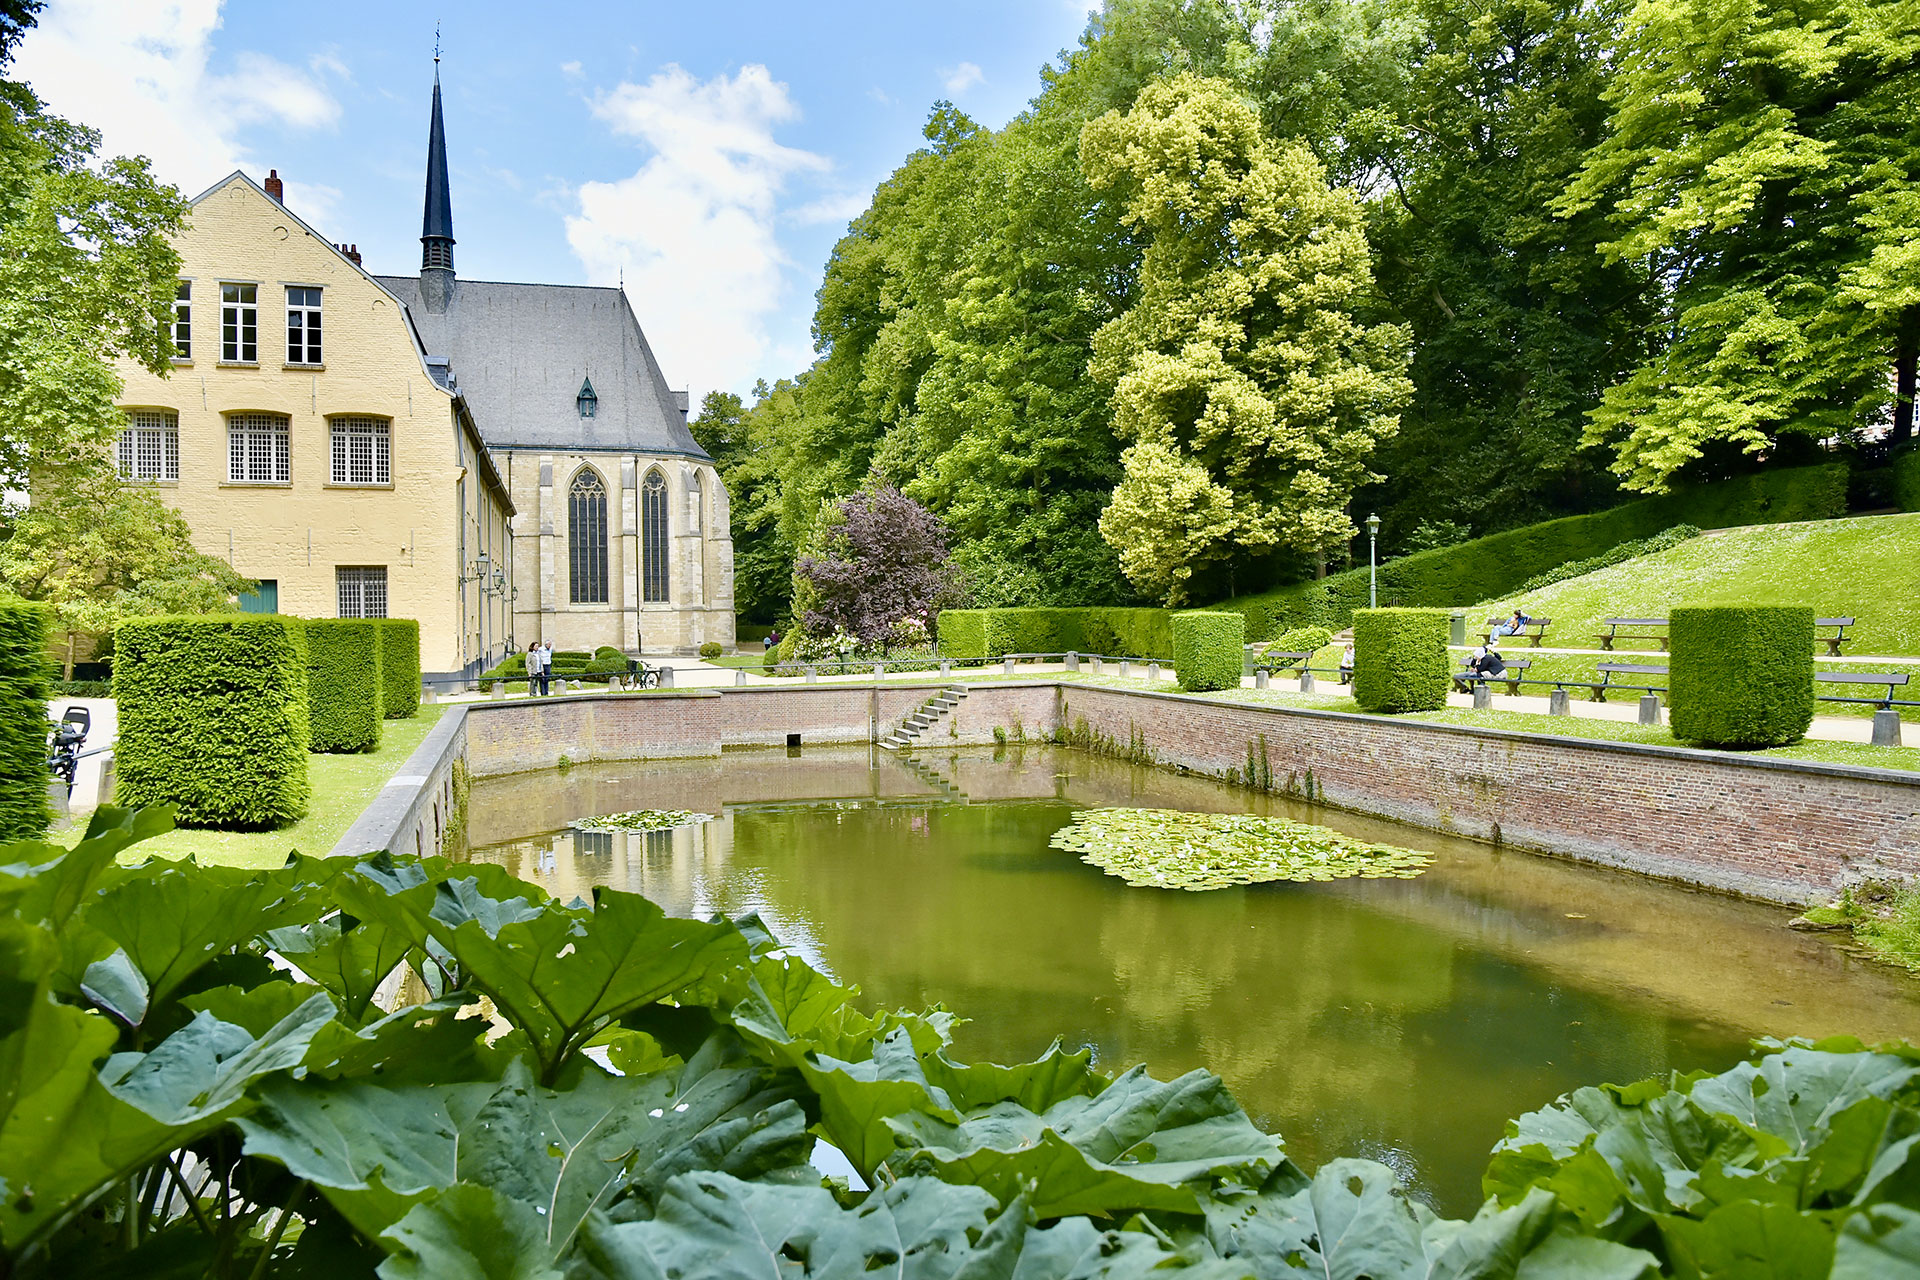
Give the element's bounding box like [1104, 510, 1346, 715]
[67, 703, 449, 869]
[1478, 513, 1920, 657]
[707, 653, 771, 670]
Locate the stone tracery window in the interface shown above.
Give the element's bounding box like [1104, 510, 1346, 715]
[641, 468, 669, 603]
[569, 468, 609, 605]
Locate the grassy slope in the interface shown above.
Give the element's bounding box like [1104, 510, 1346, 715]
[1482, 513, 1920, 657]
[68, 703, 448, 869]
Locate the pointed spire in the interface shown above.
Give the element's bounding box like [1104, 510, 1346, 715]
[421, 62, 455, 276]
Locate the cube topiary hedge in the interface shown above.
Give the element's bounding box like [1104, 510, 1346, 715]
[1669, 606, 1815, 748]
[307, 618, 384, 753]
[0, 600, 51, 840]
[114, 615, 310, 829]
[378, 619, 421, 719]
[1351, 608, 1451, 714]
[1172, 612, 1245, 692]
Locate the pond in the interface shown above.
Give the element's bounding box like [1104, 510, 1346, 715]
[463, 743, 1920, 1215]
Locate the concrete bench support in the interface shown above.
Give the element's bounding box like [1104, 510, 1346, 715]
[1300, 671, 1315, 693]
[1472, 682, 1493, 710]
[1549, 689, 1571, 716]
[1254, 670, 1269, 690]
[1874, 708, 1903, 748]
[1638, 695, 1661, 727]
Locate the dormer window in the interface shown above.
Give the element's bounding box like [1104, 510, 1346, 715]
[577, 376, 598, 419]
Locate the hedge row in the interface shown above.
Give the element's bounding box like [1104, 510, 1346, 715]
[1352, 609, 1450, 714]
[936, 608, 1175, 661]
[0, 601, 51, 841]
[1172, 613, 1244, 692]
[1220, 462, 1849, 638]
[1670, 606, 1815, 748]
[114, 615, 311, 829]
[308, 619, 384, 753]
[379, 619, 421, 719]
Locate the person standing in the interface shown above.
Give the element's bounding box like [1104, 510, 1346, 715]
[524, 641, 542, 697]
[538, 641, 554, 697]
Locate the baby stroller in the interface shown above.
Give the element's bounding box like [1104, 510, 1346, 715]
[46, 706, 90, 792]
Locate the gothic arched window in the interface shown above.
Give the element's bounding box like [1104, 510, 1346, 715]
[569, 468, 608, 604]
[641, 469, 669, 603]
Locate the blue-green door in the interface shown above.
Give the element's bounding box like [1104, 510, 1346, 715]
[238, 580, 279, 614]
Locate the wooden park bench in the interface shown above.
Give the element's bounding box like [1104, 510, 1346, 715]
[1452, 658, 1533, 696]
[1595, 618, 1669, 651]
[1252, 650, 1315, 675]
[1816, 670, 1914, 709]
[1479, 617, 1553, 648]
[1816, 618, 1855, 656]
[1537, 661, 1668, 702]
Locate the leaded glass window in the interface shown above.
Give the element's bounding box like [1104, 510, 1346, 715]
[118, 410, 179, 481]
[330, 416, 390, 485]
[569, 469, 609, 605]
[641, 469, 669, 603]
[227, 412, 289, 482]
[336, 566, 388, 618]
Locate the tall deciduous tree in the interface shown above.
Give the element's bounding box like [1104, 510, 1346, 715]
[1083, 73, 1411, 604]
[1559, 0, 1920, 488]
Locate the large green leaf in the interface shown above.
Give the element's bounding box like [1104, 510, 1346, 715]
[377, 1182, 563, 1280]
[0, 805, 176, 931]
[264, 912, 420, 1022]
[428, 886, 747, 1084]
[568, 1172, 1249, 1279]
[1654, 1199, 1836, 1279]
[239, 1037, 812, 1250]
[0, 993, 333, 1250]
[886, 1064, 1285, 1219]
[1834, 1203, 1920, 1279]
[1204, 1163, 1657, 1280]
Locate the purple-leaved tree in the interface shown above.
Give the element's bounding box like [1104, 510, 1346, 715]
[794, 487, 959, 649]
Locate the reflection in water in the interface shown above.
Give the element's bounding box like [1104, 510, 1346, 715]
[464, 745, 1920, 1214]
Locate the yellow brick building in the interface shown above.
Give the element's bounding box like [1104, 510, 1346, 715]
[109, 71, 735, 680]
[111, 168, 515, 678]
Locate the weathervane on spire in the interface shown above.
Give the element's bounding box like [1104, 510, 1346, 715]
[434, 22, 442, 66]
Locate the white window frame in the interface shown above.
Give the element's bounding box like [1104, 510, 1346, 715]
[286, 285, 322, 365]
[173, 282, 191, 360]
[336, 566, 388, 618]
[221, 282, 257, 363]
[227, 412, 290, 483]
[118, 410, 179, 482]
[329, 416, 391, 485]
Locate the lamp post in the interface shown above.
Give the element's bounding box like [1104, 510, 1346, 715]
[1366, 513, 1381, 609]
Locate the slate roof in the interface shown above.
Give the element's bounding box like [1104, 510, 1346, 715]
[375, 275, 708, 460]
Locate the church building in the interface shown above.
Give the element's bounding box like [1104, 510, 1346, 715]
[376, 76, 735, 657]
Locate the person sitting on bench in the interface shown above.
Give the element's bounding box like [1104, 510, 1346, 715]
[1338, 643, 1354, 683]
[1465, 644, 1506, 679]
[1490, 609, 1530, 640]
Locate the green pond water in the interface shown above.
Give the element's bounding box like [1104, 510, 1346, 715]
[464, 743, 1920, 1215]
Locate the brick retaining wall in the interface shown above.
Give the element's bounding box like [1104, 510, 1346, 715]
[1057, 685, 1920, 903]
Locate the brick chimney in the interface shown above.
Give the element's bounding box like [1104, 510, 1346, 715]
[264, 169, 284, 203]
[335, 243, 362, 265]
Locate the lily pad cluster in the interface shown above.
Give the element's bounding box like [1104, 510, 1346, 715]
[568, 808, 712, 833]
[1050, 806, 1434, 889]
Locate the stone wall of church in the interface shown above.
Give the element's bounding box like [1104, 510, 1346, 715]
[502, 448, 735, 654]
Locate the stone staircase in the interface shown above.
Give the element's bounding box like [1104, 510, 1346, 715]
[898, 753, 965, 799]
[879, 686, 967, 752]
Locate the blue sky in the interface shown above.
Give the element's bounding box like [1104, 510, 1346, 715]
[13, 0, 1102, 399]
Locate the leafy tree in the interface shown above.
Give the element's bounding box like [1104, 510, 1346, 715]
[0, 471, 253, 674]
[687, 389, 747, 471]
[1358, 0, 1656, 540]
[791, 486, 958, 646]
[1559, 0, 1920, 489]
[1083, 73, 1411, 604]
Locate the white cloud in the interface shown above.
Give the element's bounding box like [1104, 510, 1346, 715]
[12, 0, 343, 193]
[566, 63, 829, 398]
[560, 60, 583, 78]
[867, 85, 894, 106]
[941, 61, 984, 95]
[789, 191, 868, 227]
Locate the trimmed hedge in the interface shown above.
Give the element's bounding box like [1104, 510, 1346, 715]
[307, 619, 384, 753]
[1895, 448, 1920, 513]
[699, 641, 724, 659]
[1172, 612, 1244, 692]
[1669, 606, 1815, 748]
[1219, 463, 1850, 638]
[378, 619, 421, 720]
[0, 601, 51, 840]
[114, 615, 310, 829]
[936, 608, 1175, 661]
[1351, 608, 1450, 714]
